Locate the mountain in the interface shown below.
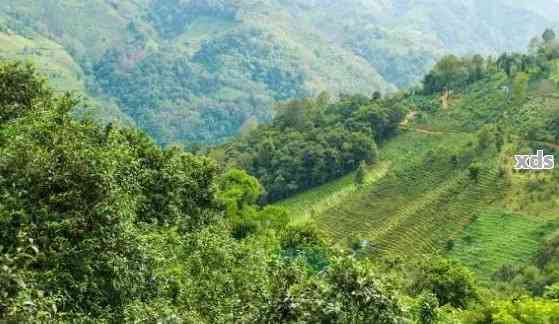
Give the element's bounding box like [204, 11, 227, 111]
[3, 29, 559, 321]
[1, 0, 558, 144]
[239, 28, 559, 305]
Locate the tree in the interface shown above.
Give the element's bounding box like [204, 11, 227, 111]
[273, 98, 310, 131]
[239, 116, 258, 137]
[423, 55, 465, 94]
[221, 93, 403, 202]
[544, 283, 559, 300]
[0, 61, 223, 321]
[495, 126, 505, 152]
[0, 61, 52, 123]
[549, 112, 559, 141]
[497, 54, 514, 77]
[422, 54, 490, 95]
[290, 257, 405, 323]
[477, 125, 495, 151]
[469, 54, 486, 81]
[512, 72, 529, 107]
[551, 60, 559, 84]
[410, 258, 478, 309]
[468, 163, 481, 182]
[490, 298, 559, 323]
[355, 161, 367, 187]
[0, 97, 160, 319]
[543, 29, 557, 43]
[316, 91, 331, 106]
[218, 168, 263, 216]
[416, 292, 439, 324]
[528, 36, 543, 55]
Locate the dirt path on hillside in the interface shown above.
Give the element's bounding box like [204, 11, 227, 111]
[400, 111, 445, 135]
[523, 140, 559, 150]
[402, 126, 445, 135]
[401, 111, 559, 148]
[400, 111, 417, 127]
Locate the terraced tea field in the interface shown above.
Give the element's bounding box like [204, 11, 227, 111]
[277, 130, 463, 225]
[315, 130, 509, 257]
[450, 209, 557, 279]
[279, 120, 559, 277]
[276, 161, 391, 225]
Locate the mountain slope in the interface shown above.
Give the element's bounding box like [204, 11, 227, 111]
[275, 45, 559, 278]
[1, 0, 558, 144]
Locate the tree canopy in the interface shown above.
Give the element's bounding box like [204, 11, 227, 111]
[220, 94, 403, 202]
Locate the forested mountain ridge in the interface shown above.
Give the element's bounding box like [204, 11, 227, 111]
[1, 0, 558, 144]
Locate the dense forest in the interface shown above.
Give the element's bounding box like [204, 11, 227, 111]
[3, 27, 559, 322]
[0, 60, 417, 323]
[218, 93, 406, 201]
[1, 0, 559, 145]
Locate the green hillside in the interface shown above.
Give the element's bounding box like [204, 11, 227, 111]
[273, 32, 559, 284]
[0, 32, 84, 92]
[4, 25, 559, 323]
[2, 0, 559, 144]
[0, 30, 132, 125]
[450, 209, 556, 279]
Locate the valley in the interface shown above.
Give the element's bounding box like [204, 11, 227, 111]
[2, 2, 559, 322]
